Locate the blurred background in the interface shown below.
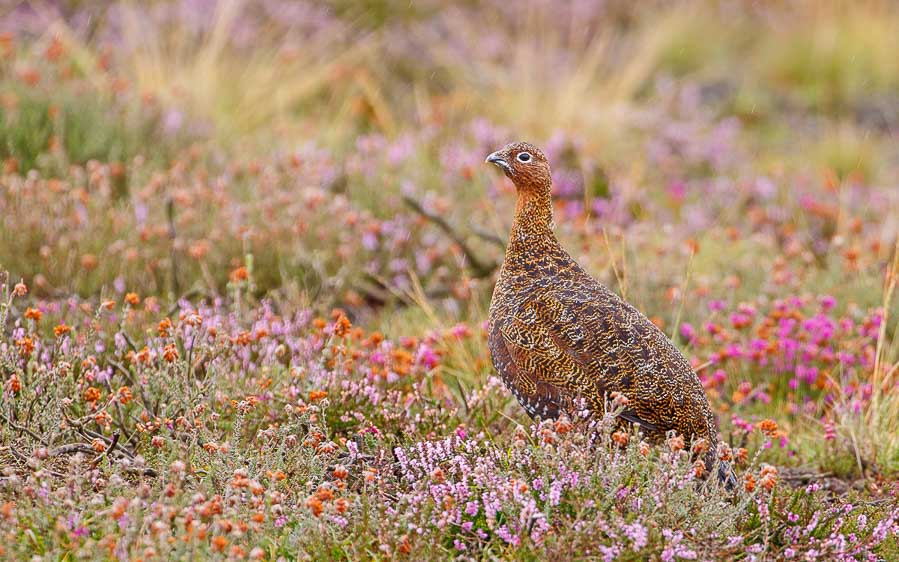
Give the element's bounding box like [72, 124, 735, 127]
[2, 0, 898, 318]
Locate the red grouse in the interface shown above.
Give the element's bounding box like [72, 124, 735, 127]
[486, 141, 727, 480]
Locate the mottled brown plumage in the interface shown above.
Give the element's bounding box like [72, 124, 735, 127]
[486, 141, 722, 472]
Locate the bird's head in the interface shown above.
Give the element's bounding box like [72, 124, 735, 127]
[485, 141, 551, 192]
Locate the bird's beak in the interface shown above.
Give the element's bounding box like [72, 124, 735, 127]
[485, 151, 511, 173]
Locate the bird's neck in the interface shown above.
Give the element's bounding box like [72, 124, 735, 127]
[508, 187, 555, 252]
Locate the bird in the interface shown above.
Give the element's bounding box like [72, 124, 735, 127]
[485, 141, 732, 484]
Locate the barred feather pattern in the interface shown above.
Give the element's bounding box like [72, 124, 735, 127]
[486, 141, 719, 468]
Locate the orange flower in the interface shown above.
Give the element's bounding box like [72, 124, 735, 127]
[8, 374, 21, 393]
[390, 348, 414, 375]
[80, 254, 98, 271]
[15, 337, 34, 358]
[83, 387, 101, 403]
[158, 318, 173, 337]
[13, 281, 27, 297]
[229, 267, 249, 282]
[610, 391, 629, 408]
[717, 442, 733, 462]
[231, 332, 252, 346]
[3, 157, 18, 174]
[333, 465, 348, 480]
[94, 411, 112, 429]
[760, 464, 778, 491]
[309, 390, 328, 402]
[692, 459, 706, 478]
[188, 240, 210, 259]
[118, 386, 133, 405]
[136, 347, 151, 364]
[735, 447, 748, 465]
[744, 473, 756, 493]
[554, 419, 573, 434]
[183, 313, 202, 327]
[92, 438, 106, 453]
[639, 441, 651, 457]
[101, 300, 115, 310]
[333, 314, 352, 337]
[24, 308, 42, 321]
[163, 343, 179, 362]
[667, 434, 685, 452]
[691, 438, 709, 455]
[305, 496, 323, 517]
[124, 292, 140, 306]
[315, 487, 335, 502]
[398, 535, 412, 555]
[0, 33, 14, 58]
[45, 37, 65, 61]
[53, 324, 70, 338]
[611, 431, 629, 447]
[249, 481, 265, 496]
[758, 419, 779, 438]
[211, 536, 227, 553]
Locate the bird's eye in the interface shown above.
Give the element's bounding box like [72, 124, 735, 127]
[516, 152, 532, 163]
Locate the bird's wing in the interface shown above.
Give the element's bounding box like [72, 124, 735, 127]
[500, 290, 667, 432]
[503, 291, 701, 433]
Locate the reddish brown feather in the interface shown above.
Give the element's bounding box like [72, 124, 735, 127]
[486, 141, 720, 464]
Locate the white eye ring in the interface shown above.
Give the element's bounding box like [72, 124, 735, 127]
[516, 152, 532, 163]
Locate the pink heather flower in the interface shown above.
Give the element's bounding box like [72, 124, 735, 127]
[496, 525, 519, 546]
[737, 303, 757, 316]
[622, 522, 648, 550]
[679, 322, 696, 343]
[837, 351, 856, 366]
[667, 181, 687, 202]
[730, 313, 752, 329]
[819, 295, 837, 311]
[548, 480, 564, 506]
[598, 545, 621, 562]
[825, 416, 847, 438]
[708, 299, 726, 312]
[839, 317, 854, 333]
[712, 369, 727, 385]
[361, 231, 378, 251]
[416, 344, 439, 370]
[448, 324, 471, 339]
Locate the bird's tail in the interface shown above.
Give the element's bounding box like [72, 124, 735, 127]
[717, 460, 738, 491]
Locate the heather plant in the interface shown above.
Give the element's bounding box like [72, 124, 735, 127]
[2, 1, 899, 561]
